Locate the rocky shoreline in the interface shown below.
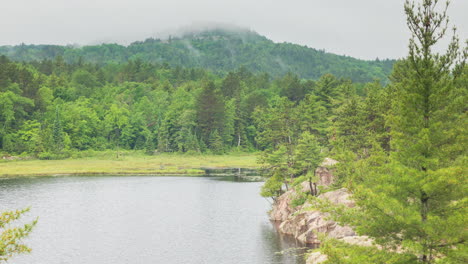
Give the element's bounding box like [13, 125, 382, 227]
[268, 159, 372, 263]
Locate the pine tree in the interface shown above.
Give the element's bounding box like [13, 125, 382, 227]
[0, 208, 37, 262]
[208, 129, 224, 154]
[144, 130, 155, 155]
[196, 81, 225, 146]
[255, 97, 295, 197]
[52, 105, 64, 153]
[319, 1, 467, 263]
[294, 132, 324, 196]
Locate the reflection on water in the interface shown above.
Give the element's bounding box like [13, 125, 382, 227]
[0, 175, 312, 264]
[261, 223, 316, 264]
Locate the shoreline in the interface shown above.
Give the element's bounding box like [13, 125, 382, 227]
[0, 151, 260, 178]
[0, 171, 206, 178]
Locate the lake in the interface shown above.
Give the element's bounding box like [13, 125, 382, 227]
[0, 175, 310, 264]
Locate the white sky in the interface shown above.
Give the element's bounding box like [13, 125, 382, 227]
[1, 0, 467, 60]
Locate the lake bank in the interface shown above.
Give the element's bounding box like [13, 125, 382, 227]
[0, 151, 260, 177]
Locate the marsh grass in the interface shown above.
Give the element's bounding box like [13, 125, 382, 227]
[0, 151, 260, 177]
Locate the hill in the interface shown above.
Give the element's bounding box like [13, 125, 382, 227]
[0, 27, 394, 83]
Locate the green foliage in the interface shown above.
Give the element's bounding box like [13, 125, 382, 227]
[294, 132, 323, 177]
[318, 1, 468, 262]
[3, 120, 42, 154]
[318, 238, 418, 264]
[290, 190, 310, 208]
[60, 98, 102, 150]
[0, 29, 389, 160]
[260, 173, 284, 199]
[0, 29, 394, 83]
[196, 81, 225, 147]
[0, 6, 464, 262]
[0, 208, 37, 262]
[208, 129, 224, 154]
[255, 93, 327, 199]
[144, 130, 155, 155]
[53, 106, 64, 153]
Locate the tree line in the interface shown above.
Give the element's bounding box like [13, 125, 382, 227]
[0, 52, 374, 159]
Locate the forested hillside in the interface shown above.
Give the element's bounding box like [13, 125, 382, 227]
[0, 28, 394, 83]
[1, 52, 370, 159]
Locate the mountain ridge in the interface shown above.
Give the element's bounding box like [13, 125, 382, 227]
[0, 27, 394, 82]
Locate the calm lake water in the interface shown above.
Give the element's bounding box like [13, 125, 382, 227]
[0, 175, 310, 264]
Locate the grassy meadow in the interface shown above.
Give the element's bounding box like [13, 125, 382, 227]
[0, 151, 260, 177]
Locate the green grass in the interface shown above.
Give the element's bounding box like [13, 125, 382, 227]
[0, 150, 260, 177]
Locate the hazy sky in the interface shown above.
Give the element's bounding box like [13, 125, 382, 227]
[1, 0, 467, 60]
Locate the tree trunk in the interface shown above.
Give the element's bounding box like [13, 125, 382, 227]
[421, 189, 430, 263]
[309, 177, 314, 196]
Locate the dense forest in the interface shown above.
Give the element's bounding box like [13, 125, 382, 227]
[0, 28, 394, 83]
[0, 50, 370, 158]
[0, 0, 466, 263]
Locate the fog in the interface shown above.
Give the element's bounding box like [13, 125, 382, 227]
[1, 0, 467, 59]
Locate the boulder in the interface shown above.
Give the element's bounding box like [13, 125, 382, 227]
[315, 158, 338, 186]
[318, 188, 355, 208]
[269, 188, 297, 221]
[270, 181, 320, 221]
[276, 188, 356, 244]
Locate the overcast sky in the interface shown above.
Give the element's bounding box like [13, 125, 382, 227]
[1, 0, 467, 60]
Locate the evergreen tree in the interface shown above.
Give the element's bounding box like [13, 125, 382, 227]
[278, 72, 306, 102]
[294, 132, 324, 196]
[0, 208, 37, 262]
[296, 93, 329, 143]
[196, 81, 225, 146]
[329, 95, 369, 154]
[221, 72, 241, 98]
[52, 105, 64, 153]
[319, 1, 467, 263]
[144, 130, 155, 155]
[256, 97, 304, 197]
[208, 129, 224, 154]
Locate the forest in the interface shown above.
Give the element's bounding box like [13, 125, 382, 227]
[0, 0, 466, 263]
[0, 29, 394, 83]
[0, 50, 383, 159]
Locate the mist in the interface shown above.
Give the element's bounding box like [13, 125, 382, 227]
[1, 0, 467, 60]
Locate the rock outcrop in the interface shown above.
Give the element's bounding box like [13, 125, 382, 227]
[271, 187, 356, 244]
[268, 158, 375, 264]
[315, 157, 338, 186]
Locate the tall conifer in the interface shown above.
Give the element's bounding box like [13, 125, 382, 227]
[52, 105, 64, 153]
[319, 1, 467, 263]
